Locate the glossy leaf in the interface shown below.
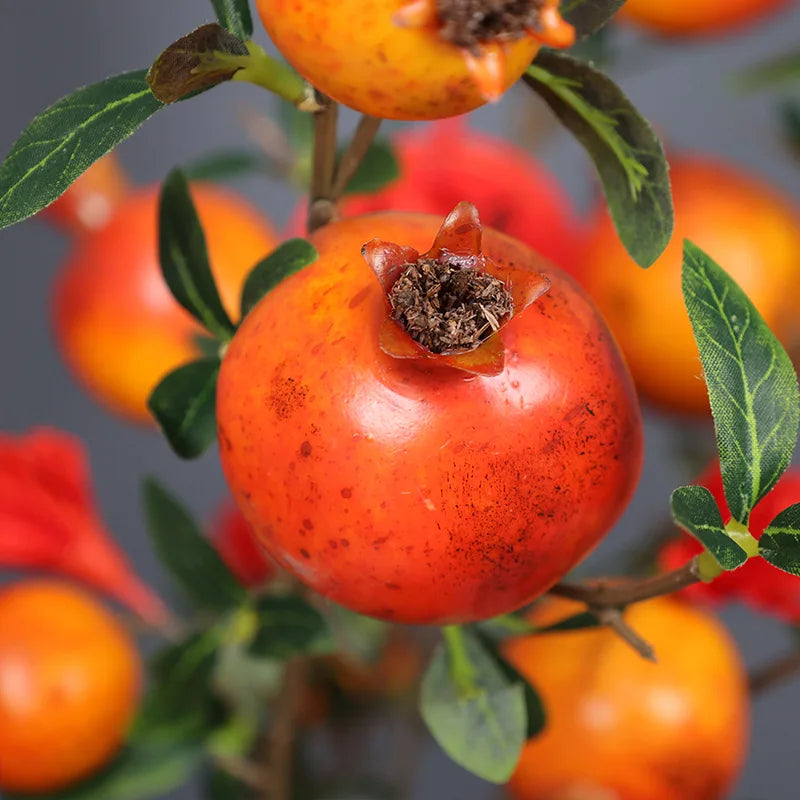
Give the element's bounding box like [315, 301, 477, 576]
[0, 71, 162, 231]
[132, 630, 222, 745]
[420, 628, 526, 783]
[159, 169, 236, 341]
[147, 24, 249, 104]
[240, 239, 318, 317]
[148, 358, 220, 460]
[524, 52, 672, 268]
[683, 240, 800, 525]
[560, 0, 626, 37]
[210, 0, 254, 40]
[760, 503, 800, 576]
[248, 595, 332, 659]
[671, 485, 748, 570]
[143, 479, 247, 613]
[21, 742, 202, 800]
[341, 140, 399, 195]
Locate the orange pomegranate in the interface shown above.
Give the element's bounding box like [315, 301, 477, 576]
[0, 581, 141, 794]
[504, 596, 749, 800]
[52, 184, 278, 422]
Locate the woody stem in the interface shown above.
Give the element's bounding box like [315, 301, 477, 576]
[307, 96, 339, 234]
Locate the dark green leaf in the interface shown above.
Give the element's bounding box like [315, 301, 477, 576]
[420, 628, 526, 783]
[780, 100, 800, 155]
[341, 140, 399, 195]
[682, 240, 800, 525]
[131, 630, 222, 745]
[210, 0, 254, 40]
[248, 595, 332, 659]
[560, 0, 625, 37]
[159, 169, 236, 340]
[240, 239, 318, 317]
[538, 610, 601, 633]
[524, 52, 672, 268]
[475, 632, 545, 739]
[760, 503, 800, 576]
[23, 742, 202, 800]
[148, 358, 220, 459]
[206, 768, 255, 800]
[183, 150, 277, 182]
[670, 485, 748, 569]
[147, 24, 249, 104]
[0, 71, 162, 231]
[143, 478, 247, 612]
[737, 49, 800, 91]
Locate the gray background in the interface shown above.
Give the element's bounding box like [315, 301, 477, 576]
[1, 1, 800, 798]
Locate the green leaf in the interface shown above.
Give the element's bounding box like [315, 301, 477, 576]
[240, 239, 318, 317]
[148, 358, 220, 460]
[210, 0, 254, 40]
[131, 630, 223, 745]
[143, 478, 247, 612]
[560, 0, 626, 37]
[780, 100, 800, 155]
[0, 71, 162, 231]
[682, 240, 800, 525]
[670, 485, 749, 570]
[420, 628, 526, 783]
[159, 169, 236, 341]
[23, 742, 202, 800]
[341, 140, 399, 195]
[206, 768, 255, 800]
[183, 150, 277, 182]
[737, 49, 800, 91]
[524, 52, 672, 268]
[538, 610, 601, 633]
[248, 595, 333, 659]
[760, 503, 800, 576]
[325, 603, 391, 663]
[147, 24, 249, 104]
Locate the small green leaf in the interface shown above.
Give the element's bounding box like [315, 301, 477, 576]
[560, 0, 625, 37]
[210, 0, 254, 40]
[420, 628, 526, 783]
[148, 358, 220, 460]
[159, 169, 236, 341]
[20, 742, 202, 800]
[147, 24, 249, 104]
[760, 503, 800, 576]
[143, 478, 247, 612]
[248, 595, 332, 659]
[682, 240, 800, 526]
[240, 239, 318, 318]
[132, 630, 223, 745]
[183, 150, 277, 182]
[737, 48, 800, 91]
[341, 140, 399, 195]
[524, 52, 672, 268]
[0, 71, 162, 231]
[670, 485, 748, 570]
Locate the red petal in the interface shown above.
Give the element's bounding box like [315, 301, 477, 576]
[427, 201, 482, 261]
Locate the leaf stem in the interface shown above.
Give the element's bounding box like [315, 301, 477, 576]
[232, 42, 320, 110]
[307, 97, 339, 233]
[442, 625, 476, 696]
[749, 650, 800, 695]
[330, 114, 382, 199]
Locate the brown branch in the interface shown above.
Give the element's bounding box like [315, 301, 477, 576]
[749, 651, 800, 695]
[307, 96, 339, 234]
[594, 607, 656, 661]
[550, 557, 702, 609]
[330, 114, 382, 199]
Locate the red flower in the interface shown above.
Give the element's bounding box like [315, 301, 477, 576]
[0, 428, 166, 625]
[291, 120, 583, 275]
[660, 462, 800, 621]
[211, 501, 276, 588]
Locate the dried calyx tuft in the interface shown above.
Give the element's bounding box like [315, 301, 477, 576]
[389, 257, 514, 354]
[436, 0, 545, 50]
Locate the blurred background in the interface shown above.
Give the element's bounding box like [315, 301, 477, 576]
[1, 0, 799, 797]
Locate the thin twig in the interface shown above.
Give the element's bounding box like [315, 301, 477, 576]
[749, 651, 800, 695]
[330, 114, 382, 199]
[307, 97, 339, 233]
[550, 558, 701, 609]
[595, 608, 656, 661]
